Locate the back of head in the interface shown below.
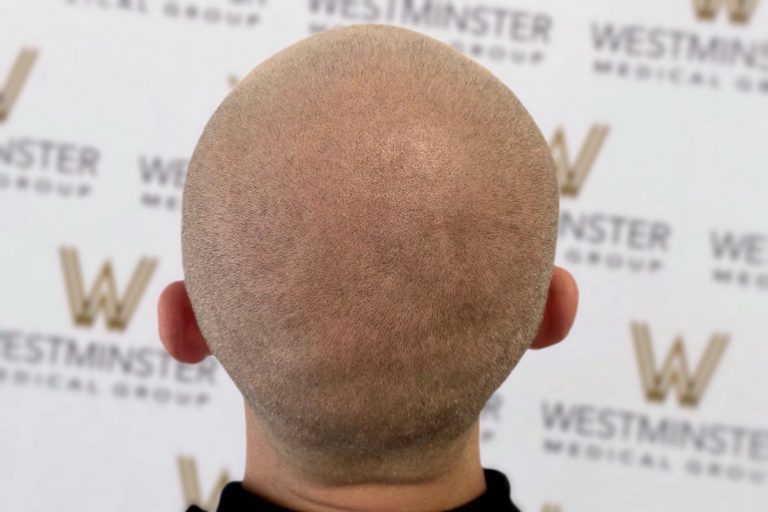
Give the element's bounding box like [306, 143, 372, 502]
[182, 25, 557, 482]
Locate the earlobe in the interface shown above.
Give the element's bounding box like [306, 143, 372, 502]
[157, 280, 211, 364]
[529, 267, 579, 350]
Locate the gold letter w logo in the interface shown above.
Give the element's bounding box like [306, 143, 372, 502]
[631, 322, 729, 408]
[60, 247, 158, 331]
[177, 456, 230, 512]
[550, 125, 609, 198]
[0, 48, 37, 123]
[693, 0, 759, 24]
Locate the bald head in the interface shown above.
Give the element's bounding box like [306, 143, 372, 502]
[182, 25, 557, 480]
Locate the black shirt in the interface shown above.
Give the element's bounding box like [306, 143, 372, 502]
[187, 469, 521, 512]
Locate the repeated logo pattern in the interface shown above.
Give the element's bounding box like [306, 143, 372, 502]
[177, 456, 230, 512]
[551, 125, 610, 198]
[0, 48, 36, 123]
[59, 247, 158, 331]
[631, 322, 729, 408]
[693, 0, 759, 23]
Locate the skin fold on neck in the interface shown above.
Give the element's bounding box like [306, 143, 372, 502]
[241, 405, 487, 512]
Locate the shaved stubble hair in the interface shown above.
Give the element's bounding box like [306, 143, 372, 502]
[182, 25, 558, 483]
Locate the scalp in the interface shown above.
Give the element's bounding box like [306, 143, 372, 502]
[182, 24, 557, 481]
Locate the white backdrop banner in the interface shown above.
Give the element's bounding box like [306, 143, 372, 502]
[1, 1, 766, 511]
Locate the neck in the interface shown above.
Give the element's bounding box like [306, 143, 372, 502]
[242, 405, 486, 512]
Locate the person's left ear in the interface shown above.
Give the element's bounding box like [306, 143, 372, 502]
[157, 281, 211, 363]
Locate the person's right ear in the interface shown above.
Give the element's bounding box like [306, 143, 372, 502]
[529, 267, 579, 350]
